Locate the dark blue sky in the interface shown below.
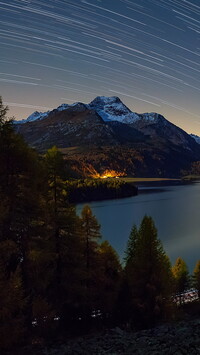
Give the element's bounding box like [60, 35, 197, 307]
[1, 0, 200, 134]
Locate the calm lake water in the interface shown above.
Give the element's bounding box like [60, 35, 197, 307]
[77, 182, 200, 272]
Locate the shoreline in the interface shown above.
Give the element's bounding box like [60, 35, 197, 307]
[74, 177, 194, 205]
[120, 177, 181, 182]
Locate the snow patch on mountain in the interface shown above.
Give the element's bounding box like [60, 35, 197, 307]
[14, 102, 83, 124]
[57, 103, 70, 111]
[89, 96, 121, 107]
[190, 134, 200, 144]
[57, 102, 85, 111]
[88, 96, 141, 123]
[88, 97, 167, 124]
[15, 110, 50, 124]
[140, 112, 161, 122]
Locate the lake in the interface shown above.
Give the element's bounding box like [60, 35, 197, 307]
[77, 181, 200, 272]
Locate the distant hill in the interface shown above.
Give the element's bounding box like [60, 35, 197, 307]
[15, 96, 200, 177]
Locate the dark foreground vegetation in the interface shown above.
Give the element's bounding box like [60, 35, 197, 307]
[0, 97, 200, 352]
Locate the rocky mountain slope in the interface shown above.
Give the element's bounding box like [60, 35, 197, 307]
[15, 97, 200, 177]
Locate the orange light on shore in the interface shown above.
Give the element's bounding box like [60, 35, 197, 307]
[93, 169, 126, 179]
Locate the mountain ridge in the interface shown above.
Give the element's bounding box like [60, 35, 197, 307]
[15, 96, 200, 177]
[14, 96, 200, 144]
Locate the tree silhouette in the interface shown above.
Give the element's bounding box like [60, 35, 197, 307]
[124, 216, 173, 327]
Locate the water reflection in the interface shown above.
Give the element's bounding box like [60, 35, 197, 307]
[77, 182, 200, 272]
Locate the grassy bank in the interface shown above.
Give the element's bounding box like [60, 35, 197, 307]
[120, 177, 181, 183]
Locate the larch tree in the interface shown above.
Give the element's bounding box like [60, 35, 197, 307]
[81, 205, 101, 271]
[193, 260, 200, 297]
[44, 146, 67, 292]
[193, 260, 200, 298]
[44, 146, 85, 325]
[80, 205, 101, 317]
[172, 257, 190, 305]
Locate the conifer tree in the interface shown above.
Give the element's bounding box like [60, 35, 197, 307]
[81, 205, 101, 271]
[0, 96, 8, 122]
[44, 146, 85, 325]
[0, 240, 26, 349]
[44, 146, 67, 293]
[98, 241, 122, 321]
[45, 145, 66, 214]
[124, 216, 173, 327]
[80, 205, 101, 317]
[0, 98, 54, 336]
[54, 207, 86, 327]
[193, 260, 200, 297]
[172, 257, 190, 305]
[124, 225, 139, 266]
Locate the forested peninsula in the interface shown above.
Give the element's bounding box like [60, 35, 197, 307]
[66, 178, 138, 203]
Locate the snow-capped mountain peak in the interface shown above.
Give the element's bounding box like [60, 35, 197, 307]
[89, 96, 123, 107]
[15, 110, 50, 124]
[88, 96, 141, 123]
[190, 134, 200, 144]
[57, 103, 70, 111]
[13, 97, 182, 130]
[15, 103, 76, 124]
[87, 97, 167, 124]
[57, 102, 86, 111]
[14, 96, 165, 125]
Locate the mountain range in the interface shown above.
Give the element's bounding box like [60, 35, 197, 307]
[15, 96, 200, 177]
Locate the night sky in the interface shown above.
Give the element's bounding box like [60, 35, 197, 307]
[1, 0, 200, 134]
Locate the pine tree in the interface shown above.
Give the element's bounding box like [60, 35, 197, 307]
[45, 145, 66, 207]
[98, 241, 122, 321]
[54, 207, 86, 328]
[44, 147, 86, 326]
[44, 146, 67, 294]
[80, 205, 101, 319]
[81, 205, 101, 271]
[0, 240, 26, 349]
[124, 216, 173, 327]
[0, 98, 57, 337]
[124, 224, 139, 267]
[0, 96, 8, 122]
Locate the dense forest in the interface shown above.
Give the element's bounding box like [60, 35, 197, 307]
[65, 178, 138, 203]
[0, 97, 200, 351]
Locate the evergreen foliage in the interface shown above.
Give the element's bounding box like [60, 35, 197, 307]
[80, 205, 101, 318]
[0, 241, 26, 349]
[124, 216, 173, 328]
[98, 241, 122, 322]
[172, 257, 190, 304]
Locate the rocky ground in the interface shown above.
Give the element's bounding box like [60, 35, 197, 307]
[15, 318, 200, 355]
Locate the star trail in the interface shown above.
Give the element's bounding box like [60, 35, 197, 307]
[1, 0, 200, 134]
